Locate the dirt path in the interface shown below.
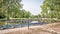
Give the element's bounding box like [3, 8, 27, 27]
[0, 23, 60, 34]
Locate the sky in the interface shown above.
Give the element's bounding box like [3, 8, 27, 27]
[21, 0, 44, 15]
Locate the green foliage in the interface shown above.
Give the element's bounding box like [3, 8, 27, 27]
[0, 0, 31, 19]
[0, 0, 23, 18]
[0, 13, 6, 19]
[41, 0, 60, 18]
[24, 11, 31, 18]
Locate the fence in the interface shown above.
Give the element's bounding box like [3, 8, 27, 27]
[0, 18, 60, 26]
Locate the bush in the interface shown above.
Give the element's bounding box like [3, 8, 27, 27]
[58, 18, 60, 19]
[0, 14, 6, 19]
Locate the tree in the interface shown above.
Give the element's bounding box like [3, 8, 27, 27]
[0, 0, 31, 19]
[24, 11, 31, 18]
[21, 10, 31, 18]
[0, 0, 23, 19]
[41, 0, 60, 18]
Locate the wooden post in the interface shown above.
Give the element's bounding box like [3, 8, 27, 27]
[28, 19, 29, 30]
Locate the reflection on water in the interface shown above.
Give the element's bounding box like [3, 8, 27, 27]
[0, 20, 21, 26]
[0, 19, 6, 25]
[0, 22, 6, 26]
[0, 20, 23, 25]
[0, 20, 48, 26]
[0, 20, 48, 30]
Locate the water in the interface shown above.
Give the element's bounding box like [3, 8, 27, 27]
[0, 20, 47, 30]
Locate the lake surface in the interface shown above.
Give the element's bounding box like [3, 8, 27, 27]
[0, 20, 48, 30]
[0, 20, 47, 25]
